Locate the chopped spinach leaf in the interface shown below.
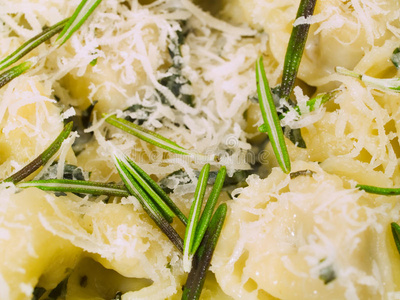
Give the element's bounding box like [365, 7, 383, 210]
[47, 276, 69, 300]
[319, 264, 336, 285]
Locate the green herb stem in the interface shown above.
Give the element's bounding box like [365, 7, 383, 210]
[391, 222, 400, 255]
[182, 203, 227, 300]
[256, 57, 291, 173]
[3, 122, 73, 183]
[0, 18, 69, 72]
[183, 163, 210, 272]
[115, 152, 176, 221]
[356, 184, 400, 196]
[114, 156, 184, 252]
[55, 0, 102, 47]
[280, 0, 317, 101]
[192, 165, 226, 255]
[0, 60, 33, 89]
[126, 157, 188, 225]
[105, 115, 211, 160]
[17, 179, 129, 197]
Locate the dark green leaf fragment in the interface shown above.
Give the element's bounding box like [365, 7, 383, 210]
[47, 275, 69, 300]
[319, 264, 336, 285]
[280, 0, 317, 102]
[89, 57, 97, 66]
[182, 203, 227, 300]
[158, 21, 194, 107]
[3, 122, 73, 183]
[391, 222, 400, 255]
[31, 287, 46, 300]
[391, 47, 400, 69]
[64, 101, 97, 155]
[290, 169, 315, 179]
[0, 18, 68, 71]
[0, 60, 32, 89]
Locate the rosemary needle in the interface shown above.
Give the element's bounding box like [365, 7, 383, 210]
[391, 222, 400, 255]
[0, 18, 69, 72]
[192, 165, 226, 255]
[114, 151, 176, 222]
[2, 122, 73, 184]
[280, 0, 317, 101]
[183, 163, 210, 272]
[55, 0, 102, 47]
[356, 184, 400, 196]
[105, 115, 211, 160]
[114, 156, 183, 252]
[17, 179, 129, 197]
[125, 157, 188, 225]
[0, 61, 33, 90]
[182, 203, 227, 300]
[256, 56, 291, 173]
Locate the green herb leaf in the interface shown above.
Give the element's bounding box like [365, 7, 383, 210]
[336, 66, 400, 93]
[192, 166, 226, 255]
[0, 60, 33, 89]
[2, 122, 73, 183]
[105, 115, 212, 160]
[356, 184, 400, 196]
[391, 47, 400, 69]
[391, 222, 400, 255]
[47, 275, 70, 300]
[17, 179, 129, 197]
[183, 163, 210, 272]
[0, 18, 68, 72]
[125, 157, 188, 225]
[55, 0, 102, 47]
[290, 169, 315, 179]
[256, 56, 291, 173]
[280, 0, 317, 101]
[114, 154, 183, 252]
[182, 203, 227, 300]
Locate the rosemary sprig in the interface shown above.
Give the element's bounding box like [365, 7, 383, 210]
[356, 184, 400, 196]
[256, 56, 291, 173]
[114, 154, 184, 252]
[2, 122, 73, 184]
[17, 179, 129, 197]
[336, 66, 400, 93]
[105, 115, 211, 160]
[183, 163, 210, 272]
[0, 18, 69, 72]
[114, 153, 175, 222]
[114, 151, 176, 221]
[280, 0, 317, 101]
[391, 222, 400, 255]
[182, 203, 227, 300]
[0, 60, 33, 89]
[258, 90, 339, 133]
[192, 166, 226, 255]
[125, 157, 188, 225]
[55, 0, 102, 47]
